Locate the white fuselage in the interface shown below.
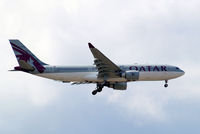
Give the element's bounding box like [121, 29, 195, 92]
[35, 65, 185, 83]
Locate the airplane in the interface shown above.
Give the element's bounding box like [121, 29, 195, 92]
[9, 40, 185, 95]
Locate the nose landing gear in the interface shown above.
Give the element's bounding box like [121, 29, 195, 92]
[164, 80, 168, 88]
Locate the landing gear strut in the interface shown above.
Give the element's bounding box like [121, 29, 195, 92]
[92, 82, 105, 95]
[164, 80, 168, 88]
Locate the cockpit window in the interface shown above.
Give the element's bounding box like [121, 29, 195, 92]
[176, 67, 179, 70]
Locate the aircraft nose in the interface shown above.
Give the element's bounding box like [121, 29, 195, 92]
[181, 70, 185, 76]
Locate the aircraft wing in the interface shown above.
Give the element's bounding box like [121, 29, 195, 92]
[88, 43, 122, 79]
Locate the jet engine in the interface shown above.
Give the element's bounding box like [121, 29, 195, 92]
[121, 70, 139, 81]
[108, 82, 127, 90]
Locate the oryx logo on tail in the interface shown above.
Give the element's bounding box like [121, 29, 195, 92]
[9, 40, 46, 73]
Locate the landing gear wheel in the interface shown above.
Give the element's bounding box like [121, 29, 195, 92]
[164, 80, 168, 88]
[92, 90, 98, 95]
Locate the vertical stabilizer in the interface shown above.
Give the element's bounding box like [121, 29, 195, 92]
[9, 40, 46, 73]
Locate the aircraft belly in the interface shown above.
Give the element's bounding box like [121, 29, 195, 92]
[36, 72, 99, 82]
[36, 71, 182, 82]
[139, 72, 164, 81]
[36, 72, 126, 82]
[139, 72, 182, 81]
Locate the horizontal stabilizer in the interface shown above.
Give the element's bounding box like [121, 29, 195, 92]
[8, 69, 21, 71]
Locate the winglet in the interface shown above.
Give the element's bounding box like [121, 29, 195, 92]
[88, 43, 95, 48]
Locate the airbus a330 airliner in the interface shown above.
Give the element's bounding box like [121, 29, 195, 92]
[9, 40, 185, 95]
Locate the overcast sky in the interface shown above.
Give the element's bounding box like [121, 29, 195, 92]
[0, 0, 200, 133]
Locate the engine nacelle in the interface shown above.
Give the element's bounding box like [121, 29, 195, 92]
[108, 82, 127, 90]
[122, 70, 139, 81]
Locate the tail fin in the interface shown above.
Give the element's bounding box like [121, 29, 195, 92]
[9, 40, 47, 73]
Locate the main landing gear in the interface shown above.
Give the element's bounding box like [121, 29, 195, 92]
[92, 82, 106, 95]
[164, 80, 168, 88]
[92, 87, 102, 95]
